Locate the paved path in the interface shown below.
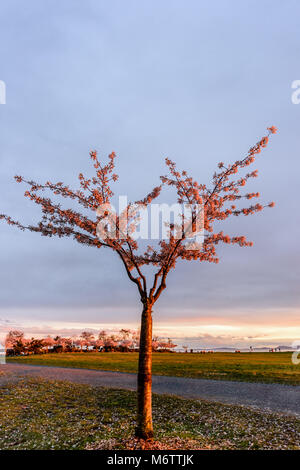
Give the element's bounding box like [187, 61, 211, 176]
[1, 363, 299, 417]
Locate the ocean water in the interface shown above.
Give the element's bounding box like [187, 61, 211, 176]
[170, 338, 296, 352]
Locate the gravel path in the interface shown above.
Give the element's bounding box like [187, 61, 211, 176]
[1, 363, 299, 417]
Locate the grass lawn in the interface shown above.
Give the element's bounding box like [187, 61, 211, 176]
[0, 377, 299, 450]
[7, 351, 300, 385]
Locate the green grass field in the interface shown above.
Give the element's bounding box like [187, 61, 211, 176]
[0, 378, 299, 450]
[7, 351, 300, 385]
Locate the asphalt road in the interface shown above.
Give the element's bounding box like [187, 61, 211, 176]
[1, 363, 299, 417]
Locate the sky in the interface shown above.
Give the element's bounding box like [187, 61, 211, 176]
[0, 0, 300, 348]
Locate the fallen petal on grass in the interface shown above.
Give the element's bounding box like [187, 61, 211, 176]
[0, 378, 299, 450]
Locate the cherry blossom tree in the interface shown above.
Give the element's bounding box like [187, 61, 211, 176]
[43, 336, 55, 352]
[104, 334, 119, 351]
[60, 337, 72, 352]
[28, 338, 44, 354]
[5, 330, 26, 355]
[80, 331, 95, 345]
[5, 330, 24, 349]
[0, 127, 276, 438]
[98, 330, 107, 342]
[119, 339, 133, 351]
[75, 338, 89, 352]
[94, 338, 104, 351]
[119, 329, 134, 351]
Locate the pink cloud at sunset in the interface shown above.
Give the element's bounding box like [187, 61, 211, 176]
[1, 307, 299, 349]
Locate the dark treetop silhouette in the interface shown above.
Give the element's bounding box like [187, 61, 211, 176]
[0, 126, 276, 439]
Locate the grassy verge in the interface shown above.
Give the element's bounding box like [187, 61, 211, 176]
[7, 351, 300, 385]
[0, 378, 299, 450]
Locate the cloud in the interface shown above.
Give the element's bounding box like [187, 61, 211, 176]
[0, 1, 299, 348]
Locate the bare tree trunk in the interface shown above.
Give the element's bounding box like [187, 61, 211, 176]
[136, 300, 153, 439]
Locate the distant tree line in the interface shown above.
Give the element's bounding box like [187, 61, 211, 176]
[5, 329, 177, 356]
